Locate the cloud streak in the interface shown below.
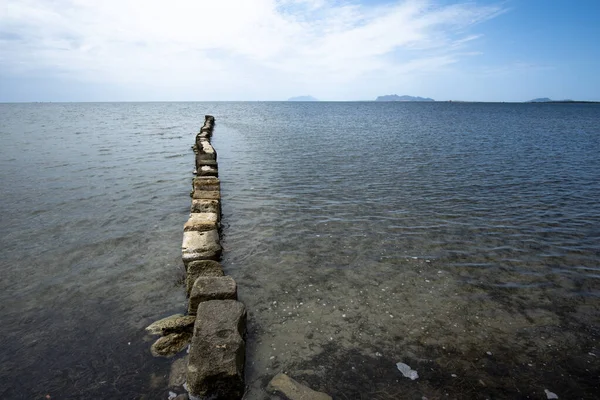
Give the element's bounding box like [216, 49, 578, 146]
[0, 0, 505, 100]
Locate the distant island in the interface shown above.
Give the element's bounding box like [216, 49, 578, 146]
[525, 97, 590, 103]
[288, 95, 318, 101]
[527, 97, 573, 103]
[375, 94, 435, 102]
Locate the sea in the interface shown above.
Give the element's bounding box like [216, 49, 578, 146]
[0, 102, 599, 399]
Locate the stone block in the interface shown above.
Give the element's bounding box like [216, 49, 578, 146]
[267, 373, 332, 400]
[188, 276, 237, 315]
[182, 229, 221, 265]
[187, 300, 246, 400]
[191, 190, 220, 200]
[184, 213, 219, 232]
[196, 165, 218, 177]
[196, 141, 216, 161]
[190, 199, 220, 216]
[191, 178, 221, 200]
[151, 332, 192, 358]
[146, 314, 196, 336]
[193, 177, 220, 192]
[186, 260, 224, 296]
[195, 158, 218, 168]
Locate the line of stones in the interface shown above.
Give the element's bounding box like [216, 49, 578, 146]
[146, 116, 247, 400]
[184, 115, 247, 400]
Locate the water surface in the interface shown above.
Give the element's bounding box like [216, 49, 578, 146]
[1, 102, 599, 399]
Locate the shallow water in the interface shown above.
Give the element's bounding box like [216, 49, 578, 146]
[1, 102, 599, 399]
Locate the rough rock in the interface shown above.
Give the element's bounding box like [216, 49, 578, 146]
[186, 260, 224, 296]
[169, 356, 188, 387]
[182, 229, 222, 265]
[191, 190, 221, 200]
[196, 141, 217, 161]
[196, 165, 218, 177]
[146, 314, 196, 336]
[184, 213, 219, 232]
[151, 332, 192, 358]
[188, 276, 237, 315]
[190, 199, 220, 216]
[195, 157, 218, 168]
[187, 300, 246, 400]
[193, 177, 220, 192]
[267, 373, 332, 400]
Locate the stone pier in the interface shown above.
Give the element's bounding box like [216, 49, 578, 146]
[146, 115, 246, 400]
[186, 115, 247, 399]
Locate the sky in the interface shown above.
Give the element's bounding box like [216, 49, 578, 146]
[0, 0, 599, 102]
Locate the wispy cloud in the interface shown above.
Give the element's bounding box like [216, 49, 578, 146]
[0, 0, 505, 100]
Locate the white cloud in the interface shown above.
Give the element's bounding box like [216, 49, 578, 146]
[0, 0, 504, 100]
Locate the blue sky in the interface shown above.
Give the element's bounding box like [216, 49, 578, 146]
[0, 0, 598, 102]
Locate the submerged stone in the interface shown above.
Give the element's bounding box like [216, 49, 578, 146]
[186, 260, 224, 296]
[169, 356, 188, 387]
[188, 276, 237, 315]
[151, 332, 192, 358]
[267, 373, 332, 400]
[187, 300, 246, 400]
[146, 314, 196, 336]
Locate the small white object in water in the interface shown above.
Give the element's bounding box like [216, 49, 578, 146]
[545, 389, 559, 399]
[396, 362, 419, 380]
[375, 352, 382, 357]
[486, 351, 492, 356]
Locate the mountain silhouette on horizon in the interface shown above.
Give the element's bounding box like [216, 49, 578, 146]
[375, 94, 435, 102]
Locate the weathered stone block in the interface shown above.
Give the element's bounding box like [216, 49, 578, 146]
[188, 276, 237, 315]
[186, 260, 224, 296]
[184, 213, 219, 232]
[267, 373, 332, 400]
[151, 332, 192, 358]
[195, 158, 218, 168]
[196, 165, 218, 177]
[190, 199, 220, 216]
[191, 190, 220, 200]
[187, 300, 246, 400]
[191, 178, 221, 200]
[196, 141, 216, 161]
[193, 177, 220, 192]
[146, 314, 196, 336]
[182, 229, 221, 265]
